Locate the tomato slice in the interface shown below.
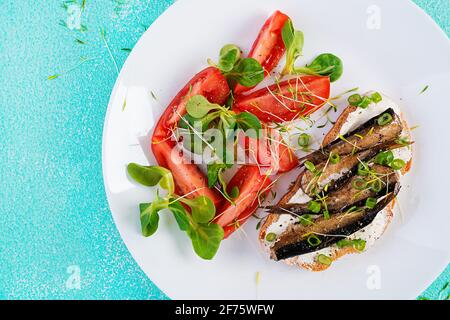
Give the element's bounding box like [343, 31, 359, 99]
[234, 75, 331, 122]
[152, 66, 230, 142]
[214, 166, 272, 234]
[240, 126, 298, 174]
[151, 67, 229, 207]
[234, 11, 290, 94]
[277, 142, 299, 172]
[152, 140, 223, 207]
[220, 167, 273, 238]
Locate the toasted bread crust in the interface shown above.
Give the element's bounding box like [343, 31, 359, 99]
[259, 170, 304, 241]
[398, 112, 413, 175]
[285, 206, 394, 271]
[259, 103, 410, 271]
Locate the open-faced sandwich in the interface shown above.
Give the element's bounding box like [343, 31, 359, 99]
[127, 10, 414, 267]
[259, 92, 413, 271]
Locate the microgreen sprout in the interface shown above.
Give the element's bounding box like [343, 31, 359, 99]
[100, 27, 119, 75]
[47, 56, 97, 80]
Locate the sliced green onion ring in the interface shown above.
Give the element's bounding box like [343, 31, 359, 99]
[330, 152, 340, 164]
[307, 235, 322, 247]
[336, 238, 366, 252]
[298, 133, 311, 148]
[370, 180, 383, 193]
[358, 96, 372, 109]
[370, 92, 382, 103]
[390, 158, 406, 170]
[365, 197, 377, 209]
[352, 178, 368, 190]
[317, 254, 332, 266]
[336, 239, 352, 248]
[353, 239, 366, 251]
[377, 112, 393, 126]
[348, 94, 362, 106]
[265, 232, 277, 242]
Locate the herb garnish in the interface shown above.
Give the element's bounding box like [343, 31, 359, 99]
[281, 19, 304, 76]
[178, 94, 263, 202]
[280, 19, 343, 82]
[47, 56, 96, 80]
[127, 163, 224, 260]
[295, 54, 344, 83]
[317, 254, 332, 266]
[336, 238, 366, 251]
[210, 44, 264, 87]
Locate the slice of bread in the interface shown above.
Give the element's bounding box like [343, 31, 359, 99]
[259, 101, 412, 271]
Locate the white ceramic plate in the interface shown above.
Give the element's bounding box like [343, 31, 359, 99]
[103, 0, 450, 299]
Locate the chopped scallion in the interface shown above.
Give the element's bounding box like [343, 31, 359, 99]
[353, 239, 366, 251]
[348, 94, 362, 106]
[377, 112, 393, 126]
[317, 254, 332, 265]
[370, 92, 382, 103]
[265, 232, 276, 242]
[298, 133, 311, 148]
[390, 158, 406, 170]
[365, 197, 377, 209]
[358, 96, 372, 109]
[370, 180, 383, 193]
[307, 234, 321, 247]
[336, 239, 352, 248]
[336, 238, 366, 252]
[330, 152, 340, 164]
[352, 178, 368, 190]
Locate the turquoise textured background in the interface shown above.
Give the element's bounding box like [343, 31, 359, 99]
[0, 0, 448, 300]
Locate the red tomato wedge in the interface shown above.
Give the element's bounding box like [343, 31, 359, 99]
[151, 67, 229, 207]
[234, 11, 289, 94]
[277, 142, 299, 172]
[222, 193, 268, 238]
[214, 166, 272, 237]
[234, 75, 331, 122]
[240, 126, 298, 174]
[152, 66, 230, 142]
[152, 140, 223, 207]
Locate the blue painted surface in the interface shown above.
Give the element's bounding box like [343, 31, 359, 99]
[0, 0, 448, 300]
